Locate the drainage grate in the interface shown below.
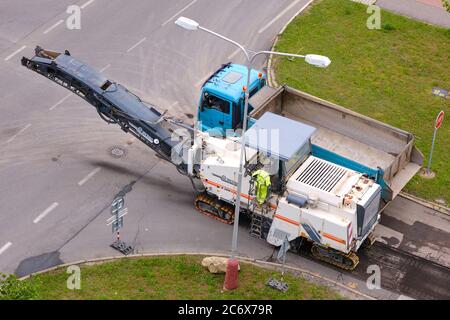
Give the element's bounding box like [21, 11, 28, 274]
[108, 146, 127, 159]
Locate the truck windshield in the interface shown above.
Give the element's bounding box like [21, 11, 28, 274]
[202, 92, 230, 114]
[285, 142, 311, 176]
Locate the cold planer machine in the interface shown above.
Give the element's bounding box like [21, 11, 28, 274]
[21, 47, 387, 270]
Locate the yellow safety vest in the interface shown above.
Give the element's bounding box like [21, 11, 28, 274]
[252, 170, 271, 205]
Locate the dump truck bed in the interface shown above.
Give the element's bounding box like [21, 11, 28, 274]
[249, 86, 423, 200]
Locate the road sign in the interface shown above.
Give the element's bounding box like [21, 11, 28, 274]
[108, 197, 127, 233]
[112, 217, 123, 232]
[107, 207, 128, 233]
[435, 111, 445, 129]
[106, 208, 128, 225]
[111, 197, 124, 214]
[427, 110, 445, 174]
[108, 196, 133, 255]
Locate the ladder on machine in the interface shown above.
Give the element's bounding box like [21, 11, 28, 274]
[248, 179, 269, 239]
[250, 213, 264, 239]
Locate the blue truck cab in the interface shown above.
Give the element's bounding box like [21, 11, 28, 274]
[198, 63, 265, 135]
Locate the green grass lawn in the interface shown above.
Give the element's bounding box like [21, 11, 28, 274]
[273, 0, 450, 204]
[23, 255, 342, 300]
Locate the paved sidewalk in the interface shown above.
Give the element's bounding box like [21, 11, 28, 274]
[376, 0, 450, 28]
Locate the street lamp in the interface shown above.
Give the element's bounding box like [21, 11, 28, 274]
[175, 16, 331, 290]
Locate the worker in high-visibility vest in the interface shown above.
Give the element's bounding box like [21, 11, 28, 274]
[252, 169, 271, 205]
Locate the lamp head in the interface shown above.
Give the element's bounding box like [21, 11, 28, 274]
[305, 54, 331, 68]
[175, 17, 199, 31]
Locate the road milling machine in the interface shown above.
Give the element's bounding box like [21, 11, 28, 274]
[21, 47, 422, 269]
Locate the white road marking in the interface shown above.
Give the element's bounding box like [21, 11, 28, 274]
[81, 0, 95, 9]
[6, 123, 31, 143]
[195, 74, 210, 87]
[49, 93, 72, 110]
[0, 242, 12, 255]
[4, 45, 26, 61]
[227, 48, 241, 60]
[43, 19, 64, 34]
[126, 37, 147, 53]
[398, 294, 415, 300]
[78, 167, 101, 186]
[33, 202, 59, 224]
[99, 63, 111, 73]
[258, 0, 306, 34]
[161, 0, 198, 26]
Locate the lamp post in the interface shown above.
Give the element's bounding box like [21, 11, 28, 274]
[175, 16, 331, 290]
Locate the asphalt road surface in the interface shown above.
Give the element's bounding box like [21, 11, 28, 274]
[1, 0, 449, 300]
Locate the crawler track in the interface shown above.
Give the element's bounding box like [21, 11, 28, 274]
[194, 193, 235, 224]
[311, 243, 360, 271]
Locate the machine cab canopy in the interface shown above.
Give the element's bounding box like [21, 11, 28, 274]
[243, 112, 316, 176]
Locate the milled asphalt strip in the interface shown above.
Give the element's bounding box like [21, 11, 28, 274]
[126, 37, 147, 53]
[81, 0, 96, 9]
[6, 124, 31, 143]
[0, 242, 12, 255]
[43, 19, 64, 34]
[161, 0, 198, 26]
[78, 167, 102, 186]
[4, 45, 26, 61]
[258, 0, 307, 34]
[33, 202, 59, 224]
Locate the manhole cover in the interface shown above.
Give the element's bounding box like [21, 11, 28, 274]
[108, 146, 127, 158]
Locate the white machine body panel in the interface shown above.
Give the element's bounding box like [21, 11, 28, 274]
[195, 133, 382, 254]
[268, 156, 382, 253]
[198, 134, 257, 207]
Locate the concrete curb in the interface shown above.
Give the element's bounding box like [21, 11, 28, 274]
[19, 252, 376, 300]
[350, 0, 377, 5]
[400, 192, 450, 216]
[266, 1, 449, 215]
[267, 0, 314, 88]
